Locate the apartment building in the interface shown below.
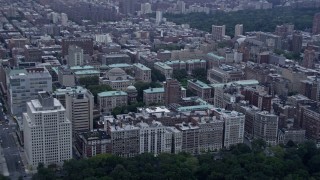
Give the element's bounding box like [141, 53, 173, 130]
[254, 111, 279, 146]
[137, 121, 172, 155]
[75, 130, 111, 158]
[175, 116, 224, 154]
[106, 119, 140, 157]
[213, 108, 245, 148]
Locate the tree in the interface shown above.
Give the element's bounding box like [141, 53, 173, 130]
[173, 69, 188, 82]
[87, 84, 113, 103]
[192, 68, 208, 83]
[151, 68, 166, 82]
[78, 76, 99, 88]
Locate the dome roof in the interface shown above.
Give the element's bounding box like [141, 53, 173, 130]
[108, 67, 126, 77]
[127, 85, 136, 90]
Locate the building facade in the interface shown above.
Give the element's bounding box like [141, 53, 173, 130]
[133, 63, 151, 83]
[66, 90, 94, 134]
[23, 92, 72, 167]
[98, 91, 128, 112]
[254, 111, 279, 146]
[8, 67, 52, 115]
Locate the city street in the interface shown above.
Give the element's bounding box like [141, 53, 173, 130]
[0, 103, 29, 179]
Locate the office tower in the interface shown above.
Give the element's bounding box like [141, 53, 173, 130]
[234, 24, 243, 37]
[292, 32, 302, 54]
[66, 90, 94, 134]
[23, 92, 72, 167]
[303, 48, 316, 69]
[254, 111, 279, 146]
[312, 13, 320, 34]
[8, 67, 52, 115]
[62, 38, 93, 56]
[156, 11, 163, 24]
[164, 78, 181, 105]
[119, 0, 135, 15]
[213, 108, 245, 148]
[212, 25, 226, 41]
[66, 45, 84, 66]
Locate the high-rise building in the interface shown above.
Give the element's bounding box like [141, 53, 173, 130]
[66, 90, 94, 134]
[7, 67, 52, 115]
[234, 24, 243, 37]
[23, 92, 72, 167]
[66, 45, 84, 66]
[312, 13, 320, 34]
[212, 25, 225, 41]
[292, 32, 302, 54]
[213, 108, 245, 148]
[303, 48, 316, 69]
[254, 111, 279, 146]
[156, 11, 163, 24]
[164, 78, 182, 105]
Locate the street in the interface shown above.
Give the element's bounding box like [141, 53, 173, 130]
[0, 103, 29, 179]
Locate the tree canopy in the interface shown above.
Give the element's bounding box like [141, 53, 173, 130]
[33, 141, 320, 180]
[165, 7, 317, 36]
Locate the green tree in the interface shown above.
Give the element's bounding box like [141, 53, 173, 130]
[87, 84, 113, 103]
[151, 68, 166, 82]
[192, 68, 208, 83]
[78, 76, 99, 88]
[173, 69, 188, 82]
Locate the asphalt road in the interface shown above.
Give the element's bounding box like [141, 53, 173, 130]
[0, 106, 29, 179]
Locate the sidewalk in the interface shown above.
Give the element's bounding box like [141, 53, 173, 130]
[0, 146, 9, 177]
[12, 133, 30, 174]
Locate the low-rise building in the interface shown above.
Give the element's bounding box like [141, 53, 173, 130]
[208, 64, 244, 83]
[99, 68, 135, 91]
[133, 63, 151, 82]
[154, 62, 173, 78]
[98, 91, 128, 113]
[187, 79, 212, 101]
